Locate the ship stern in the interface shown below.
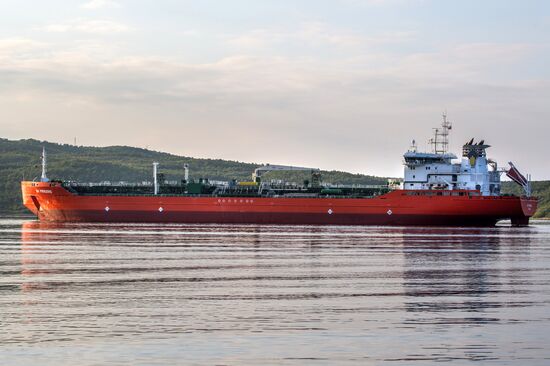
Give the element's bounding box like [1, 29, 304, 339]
[511, 197, 538, 226]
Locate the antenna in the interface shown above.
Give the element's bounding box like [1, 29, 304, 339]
[429, 112, 452, 154]
[409, 139, 417, 152]
[40, 146, 49, 182]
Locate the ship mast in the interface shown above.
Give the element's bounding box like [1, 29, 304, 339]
[429, 112, 452, 154]
[40, 146, 49, 182]
[183, 163, 189, 183]
[153, 162, 159, 195]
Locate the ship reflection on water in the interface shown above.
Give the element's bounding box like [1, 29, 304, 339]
[2, 218, 549, 365]
[402, 229, 505, 325]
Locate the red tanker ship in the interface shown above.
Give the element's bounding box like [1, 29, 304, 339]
[21, 117, 537, 226]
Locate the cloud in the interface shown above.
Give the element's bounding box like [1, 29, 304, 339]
[182, 30, 199, 37]
[81, 0, 120, 9]
[0, 37, 540, 100]
[0, 37, 547, 177]
[42, 19, 131, 34]
[227, 23, 415, 50]
[227, 23, 364, 48]
[340, 0, 425, 6]
[0, 38, 47, 57]
[382, 42, 539, 84]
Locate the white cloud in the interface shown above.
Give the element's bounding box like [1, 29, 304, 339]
[42, 19, 132, 34]
[0, 39, 542, 111]
[341, 0, 425, 6]
[182, 30, 199, 37]
[0, 37, 539, 99]
[0, 38, 547, 177]
[0, 38, 46, 55]
[81, 0, 120, 9]
[227, 23, 415, 50]
[298, 22, 363, 47]
[227, 23, 363, 48]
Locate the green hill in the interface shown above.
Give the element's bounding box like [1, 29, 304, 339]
[2, 138, 548, 218]
[0, 138, 386, 214]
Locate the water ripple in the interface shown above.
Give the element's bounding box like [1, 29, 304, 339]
[1, 218, 550, 365]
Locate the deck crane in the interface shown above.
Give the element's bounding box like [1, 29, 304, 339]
[253, 164, 322, 187]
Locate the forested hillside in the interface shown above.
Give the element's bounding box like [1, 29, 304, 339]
[2, 138, 548, 218]
[0, 138, 386, 213]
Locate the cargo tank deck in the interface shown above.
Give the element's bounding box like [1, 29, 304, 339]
[60, 181, 391, 199]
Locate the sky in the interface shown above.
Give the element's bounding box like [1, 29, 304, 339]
[1, 0, 549, 178]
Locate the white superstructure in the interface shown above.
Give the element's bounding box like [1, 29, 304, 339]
[403, 115, 501, 196]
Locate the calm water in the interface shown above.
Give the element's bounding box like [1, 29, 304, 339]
[1, 217, 550, 365]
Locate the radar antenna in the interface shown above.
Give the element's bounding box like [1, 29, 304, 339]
[409, 139, 418, 152]
[429, 112, 452, 154]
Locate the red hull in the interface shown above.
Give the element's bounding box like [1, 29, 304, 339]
[21, 182, 538, 227]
